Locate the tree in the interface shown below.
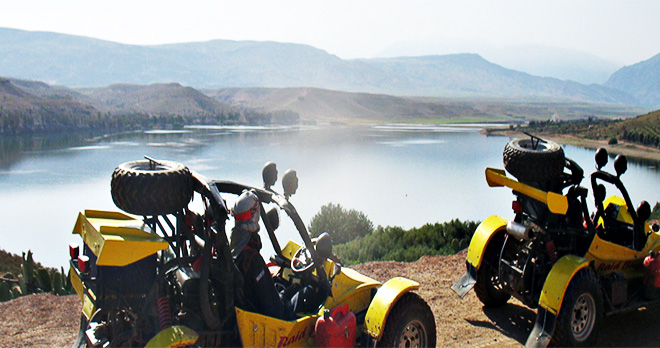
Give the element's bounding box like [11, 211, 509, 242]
[308, 203, 374, 244]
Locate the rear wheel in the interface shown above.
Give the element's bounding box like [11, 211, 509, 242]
[474, 234, 510, 307]
[377, 292, 436, 348]
[551, 269, 603, 347]
[111, 159, 193, 216]
[72, 315, 88, 348]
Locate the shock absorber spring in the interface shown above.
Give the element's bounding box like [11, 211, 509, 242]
[546, 241, 558, 265]
[157, 296, 173, 330]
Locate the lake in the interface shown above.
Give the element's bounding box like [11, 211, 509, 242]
[1, 124, 659, 268]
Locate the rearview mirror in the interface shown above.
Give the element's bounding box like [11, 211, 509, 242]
[614, 155, 627, 177]
[266, 206, 280, 230]
[595, 148, 608, 170]
[263, 162, 277, 190]
[282, 169, 298, 198]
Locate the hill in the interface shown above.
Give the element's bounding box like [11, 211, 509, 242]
[0, 78, 290, 134]
[0, 78, 103, 134]
[0, 75, 647, 135]
[521, 109, 660, 149]
[208, 87, 642, 124]
[605, 52, 660, 108]
[0, 27, 641, 105]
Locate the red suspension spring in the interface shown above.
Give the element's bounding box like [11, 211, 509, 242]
[546, 241, 558, 265]
[157, 296, 173, 329]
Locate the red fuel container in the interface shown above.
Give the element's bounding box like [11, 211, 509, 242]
[315, 304, 356, 348]
[644, 251, 660, 288]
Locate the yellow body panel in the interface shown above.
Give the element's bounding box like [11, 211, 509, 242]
[485, 168, 568, 215]
[587, 235, 647, 277]
[538, 255, 590, 314]
[235, 307, 317, 348]
[587, 196, 659, 278]
[82, 294, 96, 320]
[69, 267, 96, 320]
[324, 267, 381, 314]
[364, 277, 419, 339]
[466, 215, 508, 268]
[601, 196, 634, 224]
[281, 240, 300, 261]
[145, 325, 199, 348]
[72, 210, 169, 266]
[69, 267, 84, 301]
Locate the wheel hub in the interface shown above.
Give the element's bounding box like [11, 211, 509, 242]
[571, 293, 596, 342]
[399, 320, 426, 348]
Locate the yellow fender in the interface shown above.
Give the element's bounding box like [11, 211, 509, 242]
[526, 254, 590, 348]
[466, 215, 508, 269]
[364, 277, 419, 340]
[145, 325, 199, 348]
[538, 254, 591, 314]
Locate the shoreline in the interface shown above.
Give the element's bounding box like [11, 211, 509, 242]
[484, 128, 660, 162]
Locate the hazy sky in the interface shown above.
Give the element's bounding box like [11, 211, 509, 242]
[3, 0, 660, 66]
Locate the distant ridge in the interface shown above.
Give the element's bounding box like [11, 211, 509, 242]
[1, 76, 644, 135]
[605, 53, 660, 107]
[0, 27, 641, 105]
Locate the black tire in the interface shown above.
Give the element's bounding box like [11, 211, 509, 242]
[551, 269, 603, 347]
[111, 159, 193, 216]
[377, 292, 436, 348]
[71, 315, 88, 348]
[474, 233, 511, 307]
[503, 138, 565, 181]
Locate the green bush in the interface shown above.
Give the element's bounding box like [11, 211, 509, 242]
[651, 202, 660, 220]
[308, 203, 374, 244]
[334, 219, 479, 265]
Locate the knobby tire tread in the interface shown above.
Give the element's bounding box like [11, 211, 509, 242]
[377, 292, 436, 348]
[111, 160, 193, 216]
[503, 138, 565, 182]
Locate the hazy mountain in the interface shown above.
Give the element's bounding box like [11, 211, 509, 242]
[0, 27, 640, 105]
[605, 53, 660, 107]
[376, 41, 621, 84]
[364, 54, 636, 104]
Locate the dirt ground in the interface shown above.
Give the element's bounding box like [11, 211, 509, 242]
[2, 251, 660, 347]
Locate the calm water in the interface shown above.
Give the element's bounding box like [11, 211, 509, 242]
[1, 125, 659, 268]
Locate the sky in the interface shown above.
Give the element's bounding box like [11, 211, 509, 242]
[2, 0, 660, 66]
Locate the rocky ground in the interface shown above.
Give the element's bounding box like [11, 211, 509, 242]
[2, 251, 659, 347]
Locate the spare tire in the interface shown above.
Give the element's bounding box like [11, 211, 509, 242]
[503, 138, 565, 181]
[111, 159, 193, 216]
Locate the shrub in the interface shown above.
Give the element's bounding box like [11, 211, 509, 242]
[608, 137, 618, 145]
[333, 219, 479, 265]
[651, 202, 660, 220]
[308, 203, 374, 244]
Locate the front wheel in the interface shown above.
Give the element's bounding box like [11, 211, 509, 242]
[551, 269, 603, 347]
[377, 292, 436, 348]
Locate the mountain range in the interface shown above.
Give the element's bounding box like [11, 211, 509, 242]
[1, 27, 658, 107]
